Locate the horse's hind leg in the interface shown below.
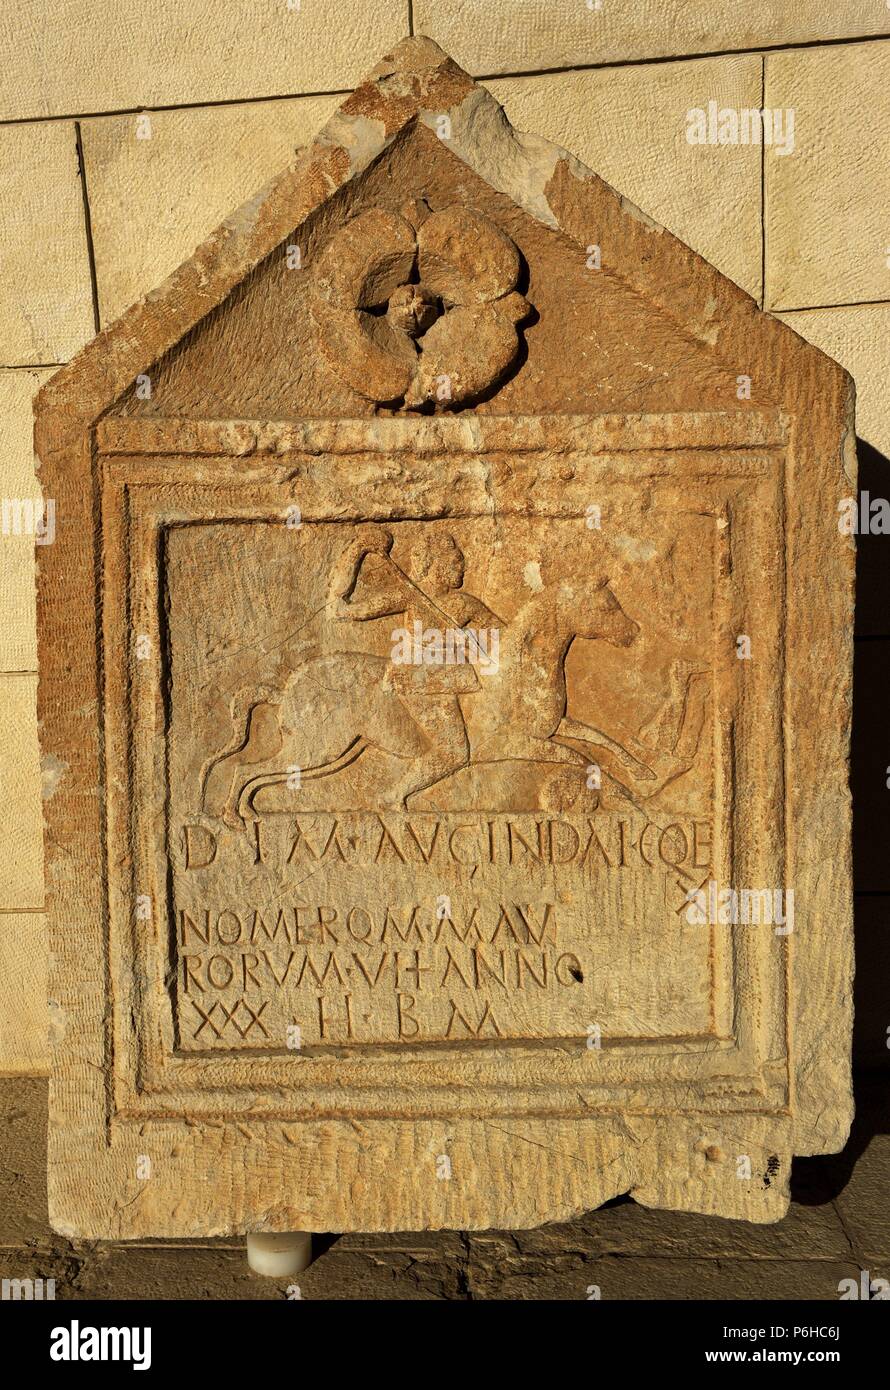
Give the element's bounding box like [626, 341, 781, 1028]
[203, 702, 282, 820]
[235, 738, 369, 823]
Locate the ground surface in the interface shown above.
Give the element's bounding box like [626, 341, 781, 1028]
[1, 1074, 886, 1300]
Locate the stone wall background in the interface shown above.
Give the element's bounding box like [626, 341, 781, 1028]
[1, 2, 887, 1299]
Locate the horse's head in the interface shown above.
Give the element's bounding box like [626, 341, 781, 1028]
[578, 576, 640, 648]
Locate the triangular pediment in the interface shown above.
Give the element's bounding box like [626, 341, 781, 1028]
[111, 120, 749, 421]
[37, 33, 847, 443]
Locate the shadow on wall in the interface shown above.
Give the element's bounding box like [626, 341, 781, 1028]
[851, 438, 890, 1056]
[792, 436, 890, 1203]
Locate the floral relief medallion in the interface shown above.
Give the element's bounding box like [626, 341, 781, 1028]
[310, 201, 531, 408]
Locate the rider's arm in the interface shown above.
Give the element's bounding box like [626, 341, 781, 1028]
[335, 586, 407, 621]
[330, 544, 407, 621]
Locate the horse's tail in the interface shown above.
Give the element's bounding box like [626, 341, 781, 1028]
[199, 680, 287, 806]
[200, 642, 330, 800]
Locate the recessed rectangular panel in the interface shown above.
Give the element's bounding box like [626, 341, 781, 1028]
[163, 510, 719, 1052]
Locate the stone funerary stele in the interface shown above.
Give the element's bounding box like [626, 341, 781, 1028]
[35, 37, 855, 1237]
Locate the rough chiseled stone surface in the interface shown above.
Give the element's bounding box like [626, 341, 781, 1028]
[0, 1, 404, 118]
[777, 306, 890, 460]
[0, 370, 51, 671]
[0, 675, 43, 912]
[0, 124, 93, 363]
[487, 55, 764, 300]
[79, 96, 340, 326]
[765, 43, 890, 311]
[416, 1, 890, 76]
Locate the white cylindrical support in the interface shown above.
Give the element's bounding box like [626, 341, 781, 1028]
[247, 1232, 313, 1277]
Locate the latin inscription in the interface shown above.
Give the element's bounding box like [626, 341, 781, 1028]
[172, 812, 714, 1047]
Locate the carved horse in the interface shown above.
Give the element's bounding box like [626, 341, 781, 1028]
[200, 572, 654, 824]
[466, 576, 709, 799]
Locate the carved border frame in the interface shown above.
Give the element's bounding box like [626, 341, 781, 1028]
[96, 412, 787, 1129]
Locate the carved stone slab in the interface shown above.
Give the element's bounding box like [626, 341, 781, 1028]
[36, 38, 855, 1238]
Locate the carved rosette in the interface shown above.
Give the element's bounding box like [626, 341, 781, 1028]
[309, 201, 531, 408]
